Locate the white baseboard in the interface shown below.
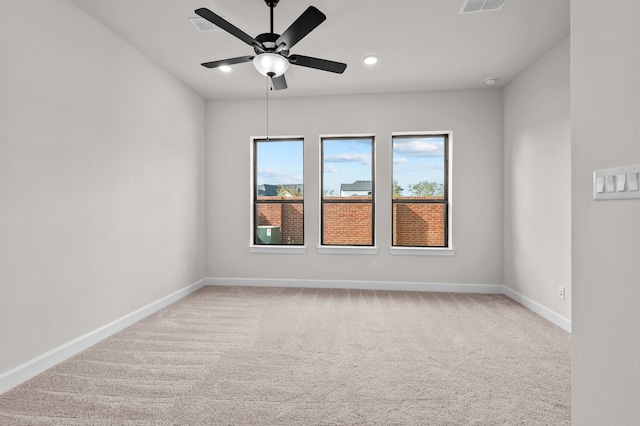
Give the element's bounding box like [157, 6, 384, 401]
[501, 286, 572, 332]
[0, 279, 206, 395]
[206, 277, 504, 294]
[207, 277, 571, 332]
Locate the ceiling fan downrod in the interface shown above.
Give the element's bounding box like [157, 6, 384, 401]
[266, 0, 279, 34]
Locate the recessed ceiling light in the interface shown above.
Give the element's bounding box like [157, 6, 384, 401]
[363, 56, 378, 65]
[219, 65, 232, 73]
[485, 77, 497, 85]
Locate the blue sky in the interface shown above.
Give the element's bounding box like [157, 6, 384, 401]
[322, 138, 372, 194]
[392, 136, 445, 194]
[256, 140, 304, 188]
[256, 136, 445, 195]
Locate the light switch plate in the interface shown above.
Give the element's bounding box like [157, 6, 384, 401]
[594, 163, 640, 200]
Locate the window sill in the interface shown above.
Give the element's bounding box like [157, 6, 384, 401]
[389, 247, 456, 256]
[248, 246, 307, 254]
[317, 246, 379, 255]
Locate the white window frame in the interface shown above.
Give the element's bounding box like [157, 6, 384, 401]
[389, 130, 455, 257]
[318, 133, 378, 255]
[249, 135, 307, 254]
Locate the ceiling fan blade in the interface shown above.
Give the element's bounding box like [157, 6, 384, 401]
[195, 8, 262, 49]
[288, 54, 347, 74]
[271, 74, 287, 90]
[276, 6, 326, 50]
[201, 56, 254, 69]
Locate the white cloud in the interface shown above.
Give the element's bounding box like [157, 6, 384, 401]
[393, 158, 408, 164]
[324, 164, 339, 173]
[258, 168, 286, 177]
[325, 153, 371, 165]
[258, 168, 301, 184]
[393, 140, 444, 157]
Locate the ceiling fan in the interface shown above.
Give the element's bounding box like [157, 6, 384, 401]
[195, 0, 347, 90]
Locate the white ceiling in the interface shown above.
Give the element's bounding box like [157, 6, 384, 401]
[69, 0, 569, 100]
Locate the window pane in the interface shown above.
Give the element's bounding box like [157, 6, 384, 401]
[254, 139, 303, 245]
[322, 138, 373, 198]
[257, 203, 304, 244]
[392, 135, 448, 248]
[321, 137, 375, 246]
[392, 136, 445, 199]
[256, 140, 304, 197]
[323, 203, 372, 245]
[393, 202, 445, 246]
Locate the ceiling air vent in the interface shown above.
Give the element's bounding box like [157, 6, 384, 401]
[189, 17, 222, 32]
[460, 0, 506, 14]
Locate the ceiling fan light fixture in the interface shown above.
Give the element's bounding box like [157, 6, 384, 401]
[219, 65, 232, 73]
[253, 53, 289, 77]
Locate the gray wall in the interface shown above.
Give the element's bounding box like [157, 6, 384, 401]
[503, 37, 571, 320]
[0, 0, 206, 374]
[206, 90, 504, 285]
[572, 1, 640, 423]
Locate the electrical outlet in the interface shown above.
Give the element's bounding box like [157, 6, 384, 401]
[557, 286, 565, 300]
[181, 265, 187, 276]
[372, 260, 378, 270]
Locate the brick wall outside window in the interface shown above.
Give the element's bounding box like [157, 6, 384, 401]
[257, 197, 303, 244]
[392, 200, 445, 246]
[322, 199, 372, 245]
[256, 196, 445, 246]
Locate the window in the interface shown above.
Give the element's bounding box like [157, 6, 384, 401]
[253, 138, 304, 246]
[392, 133, 449, 247]
[321, 136, 375, 246]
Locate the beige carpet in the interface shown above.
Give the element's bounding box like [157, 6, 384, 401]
[0, 286, 571, 425]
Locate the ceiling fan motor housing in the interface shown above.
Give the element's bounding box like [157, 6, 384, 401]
[255, 33, 289, 56]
